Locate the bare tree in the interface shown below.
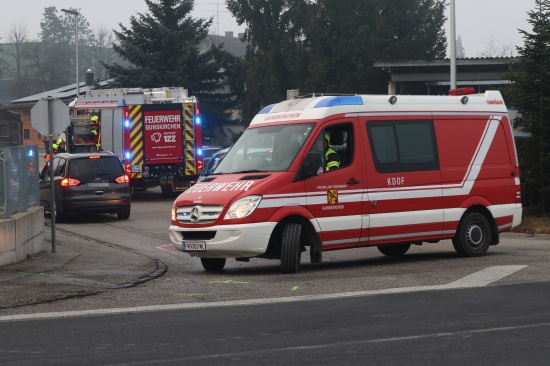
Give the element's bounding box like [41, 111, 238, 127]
[89, 25, 117, 80]
[3, 22, 34, 97]
[480, 35, 514, 57]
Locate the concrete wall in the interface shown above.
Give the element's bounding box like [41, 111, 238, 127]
[0, 206, 45, 267]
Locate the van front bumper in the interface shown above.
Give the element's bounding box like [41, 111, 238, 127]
[169, 222, 277, 258]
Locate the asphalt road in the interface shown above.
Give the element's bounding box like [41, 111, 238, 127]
[1, 282, 549, 365]
[1, 187, 550, 365]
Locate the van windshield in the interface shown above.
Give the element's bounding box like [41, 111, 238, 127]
[214, 123, 315, 174]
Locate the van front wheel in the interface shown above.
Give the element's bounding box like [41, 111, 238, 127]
[200, 258, 226, 272]
[281, 223, 302, 273]
[452, 213, 491, 257]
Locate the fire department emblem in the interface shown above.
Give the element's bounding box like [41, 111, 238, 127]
[327, 190, 338, 205]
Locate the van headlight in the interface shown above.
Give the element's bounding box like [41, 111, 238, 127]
[224, 195, 262, 220]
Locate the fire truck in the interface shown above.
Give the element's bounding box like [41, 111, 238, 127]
[67, 87, 203, 197]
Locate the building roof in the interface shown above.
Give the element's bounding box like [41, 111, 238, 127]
[7, 79, 117, 108]
[373, 57, 520, 95]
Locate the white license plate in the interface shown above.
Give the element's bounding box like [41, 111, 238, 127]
[182, 241, 206, 251]
[87, 182, 109, 187]
[132, 165, 142, 173]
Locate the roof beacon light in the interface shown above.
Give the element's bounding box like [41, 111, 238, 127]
[449, 87, 475, 96]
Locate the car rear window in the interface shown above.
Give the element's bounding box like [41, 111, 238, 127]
[68, 156, 124, 182]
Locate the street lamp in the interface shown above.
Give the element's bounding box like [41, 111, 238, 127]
[61, 8, 79, 97]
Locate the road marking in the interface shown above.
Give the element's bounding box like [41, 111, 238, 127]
[0, 265, 526, 323]
[156, 244, 182, 254]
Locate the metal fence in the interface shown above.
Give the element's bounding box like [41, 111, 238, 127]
[0, 145, 40, 219]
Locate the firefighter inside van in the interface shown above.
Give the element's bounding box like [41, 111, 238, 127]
[90, 115, 101, 151]
[313, 132, 340, 172]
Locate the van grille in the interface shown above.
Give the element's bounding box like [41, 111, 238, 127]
[176, 205, 224, 224]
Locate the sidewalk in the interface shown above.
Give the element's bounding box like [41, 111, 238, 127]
[0, 228, 165, 310]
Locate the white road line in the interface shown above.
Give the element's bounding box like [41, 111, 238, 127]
[0, 265, 527, 323]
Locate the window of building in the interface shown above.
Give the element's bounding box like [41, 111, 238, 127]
[24, 129, 30, 140]
[0, 124, 8, 137]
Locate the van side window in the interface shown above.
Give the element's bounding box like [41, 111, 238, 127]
[326, 123, 353, 169]
[307, 123, 353, 173]
[367, 120, 439, 173]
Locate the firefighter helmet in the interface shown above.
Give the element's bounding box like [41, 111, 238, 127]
[90, 115, 99, 124]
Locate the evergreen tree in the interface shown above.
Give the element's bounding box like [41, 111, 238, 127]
[24, 7, 95, 91]
[226, 0, 308, 123]
[509, 0, 550, 214]
[227, 0, 447, 124]
[106, 0, 237, 131]
[456, 35, 465, 58]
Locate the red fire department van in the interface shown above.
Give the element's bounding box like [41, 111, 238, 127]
[169, 89, 522, 273]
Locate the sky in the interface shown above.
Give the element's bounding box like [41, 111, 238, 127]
[0, 0, 538, 58]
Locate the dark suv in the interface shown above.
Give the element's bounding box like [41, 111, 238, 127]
[40, 152, 131, 222]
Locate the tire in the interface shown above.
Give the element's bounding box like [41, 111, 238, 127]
[117, 207, 131, 220]
[201, 258, 226, 272]
[452, 212, 491, 257]
[377, 243, 411, 257]
[161, 184, 176, 198]
[281, 223, 302, 273]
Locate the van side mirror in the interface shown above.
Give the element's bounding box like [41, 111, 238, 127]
[306, 151, 323, 177]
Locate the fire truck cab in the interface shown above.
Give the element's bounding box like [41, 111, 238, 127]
[169, 90, 522, 273]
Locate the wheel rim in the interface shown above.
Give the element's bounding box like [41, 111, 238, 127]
[466, 223, 483, 248]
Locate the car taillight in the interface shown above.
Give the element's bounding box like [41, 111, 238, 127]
[61, 178, 81, 187]
[116, 175, 129, 184]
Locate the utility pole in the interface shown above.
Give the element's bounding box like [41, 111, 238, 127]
[450, 0, 457, 89]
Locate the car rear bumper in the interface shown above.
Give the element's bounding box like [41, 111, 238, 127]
[57, 195, 131, 214]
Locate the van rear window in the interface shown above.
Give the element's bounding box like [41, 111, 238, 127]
[68, 157, 124, 182]
[367, 120, 439, 173]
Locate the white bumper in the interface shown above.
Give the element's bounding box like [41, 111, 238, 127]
[169, 222, 277, 258]
[512, 204, 523, 228]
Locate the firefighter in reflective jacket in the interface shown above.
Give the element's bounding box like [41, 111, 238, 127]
[90, 115, 101, 151]
[324, 132, 340, 171]
[52, 138, 66, 154]
[46, 138, 66, 160]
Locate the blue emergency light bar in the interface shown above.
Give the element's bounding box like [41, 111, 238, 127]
[258, 103, 277, 114]
[314, 96, 363, 108]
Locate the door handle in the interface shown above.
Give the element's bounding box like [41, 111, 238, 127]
[347, 179, 361, 185]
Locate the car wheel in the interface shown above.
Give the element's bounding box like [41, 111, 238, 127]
[200, 258, 226, 272]
[117, 207, 131, 220]
[281, 223, 302, 273]
[377, 243, 411, 256]
[452, 212, 491, 257]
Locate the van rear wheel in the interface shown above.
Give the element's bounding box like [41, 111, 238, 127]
[452, 212, 491, 257]
[200, 258, 226, 272]
[377, 243, 411, 256]
[281, 223, 302, 273]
